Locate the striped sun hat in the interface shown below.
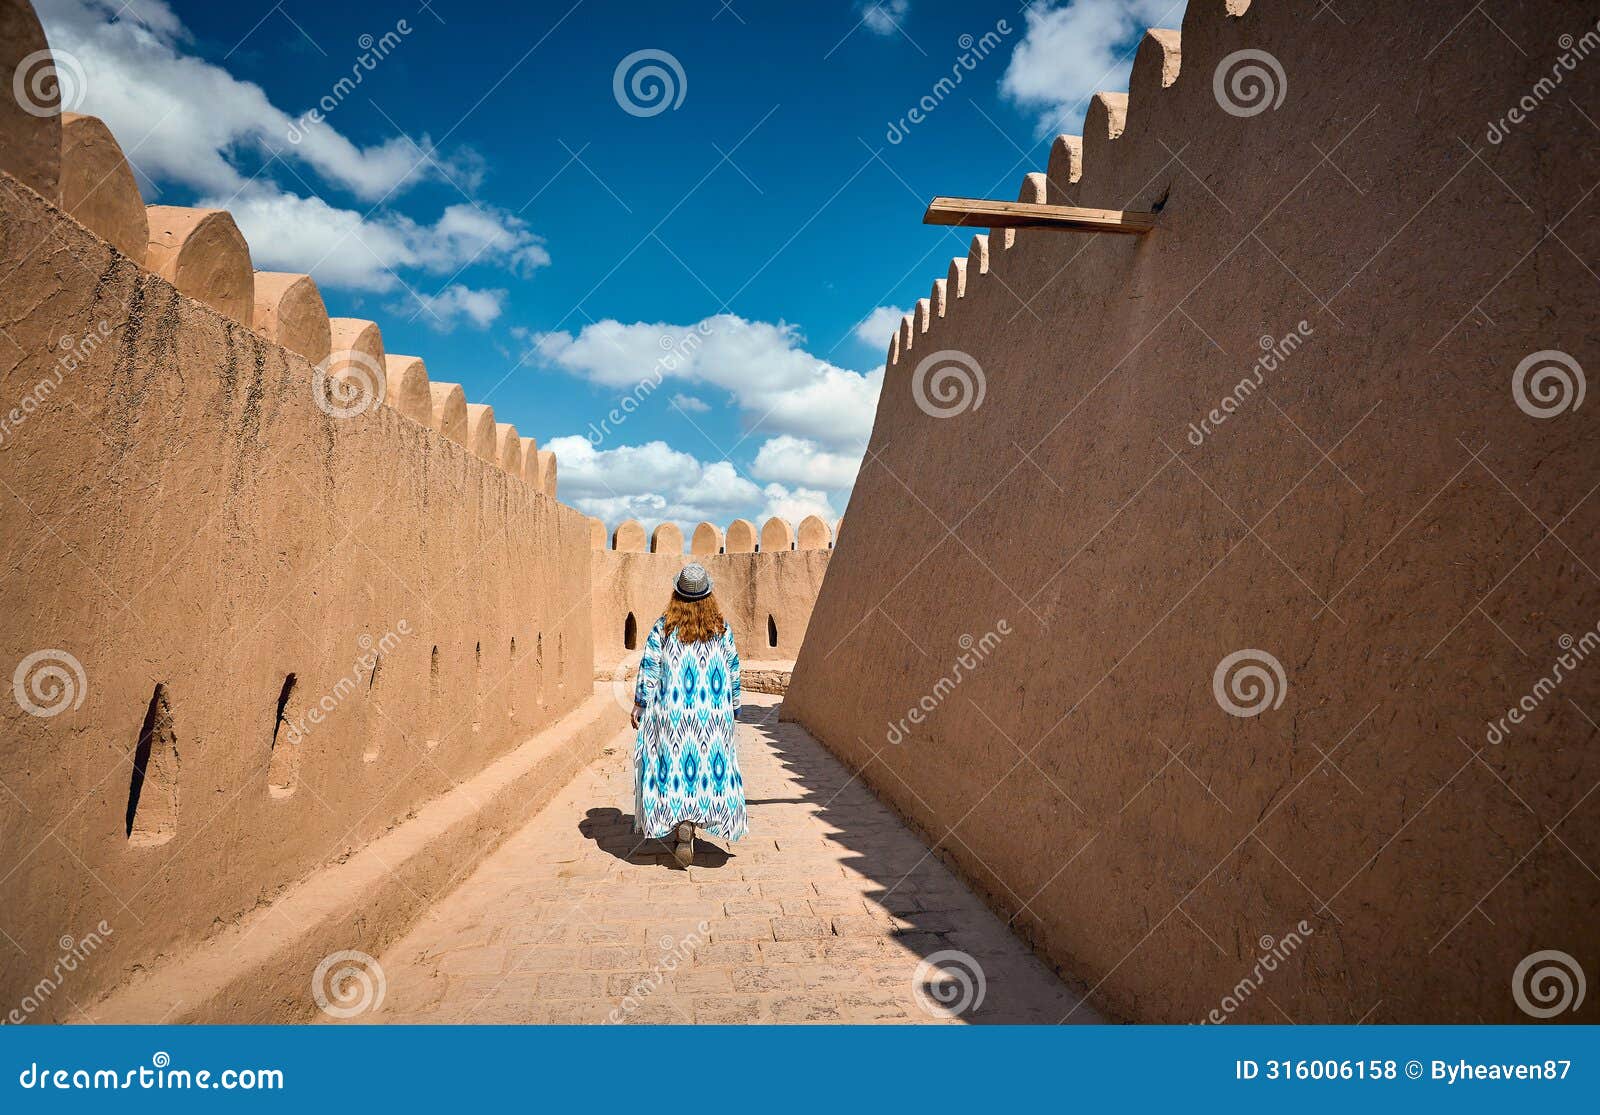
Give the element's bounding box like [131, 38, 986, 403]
[675, 563, 712, 600]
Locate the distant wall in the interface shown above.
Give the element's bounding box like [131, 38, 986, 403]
[590, 544, 830, 668]
[787, 0, 1600, 1024]
[0, 170, 591, 1015]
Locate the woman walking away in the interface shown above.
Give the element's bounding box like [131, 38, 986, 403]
[631, 562, 746, 867]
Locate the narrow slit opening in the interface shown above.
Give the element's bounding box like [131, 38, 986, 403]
[267, 673, 299, 798]
[126, 683, 178, 846]
[624, 612, 638, 651]
[767, 614, 778, 648]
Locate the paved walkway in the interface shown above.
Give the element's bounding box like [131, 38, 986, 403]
[368, 695, 1098, 1024]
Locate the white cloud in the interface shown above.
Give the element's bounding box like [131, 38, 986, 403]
[854, 304, 907, 350]
[208, 191, 549, 294]
[546, 436, 763, 526]
[38, 0, 549, 295]
[860, 1, 910, 36]
[393, 284, 507, 331]
[671, 394, 710, 413]
[752, 435, 862, 490]
[1000, 0, 1181, 133]
[760, 484, 837, 527]
[533, 314, 882, 451]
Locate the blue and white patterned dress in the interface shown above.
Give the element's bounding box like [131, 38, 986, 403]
[632, 618, 746, 841]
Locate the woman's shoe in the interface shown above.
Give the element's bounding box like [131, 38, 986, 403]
[672, 822, 695, 868]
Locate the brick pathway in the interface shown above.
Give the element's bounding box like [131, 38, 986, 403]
[366, 695, 1099, 1024]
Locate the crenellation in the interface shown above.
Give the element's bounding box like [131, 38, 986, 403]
[0, 0, 55, 197]
[59, 113, 147, 264]
[144, 206, 253, 323]
[427, 381, 468, 446]
[381, 353, 433, 425]
[759, 516, 794, 553]
[649, 522, 683, 554]
[612, 520, 646, 553]
[724, 518, 757, 553]
[947, 255, 967, 300]
[464, 403, 497, 463]
[251, 272, 331, 364]
[1044, 134, 1083, 205]
[494, 422, 522, 476]
[930, 275, 948, 319]
[690, 521, 723, 556]
[536, 449, 557, 499]
[796, 515, 830, 551]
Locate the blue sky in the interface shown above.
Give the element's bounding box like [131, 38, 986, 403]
[38, 0, 1184, 533]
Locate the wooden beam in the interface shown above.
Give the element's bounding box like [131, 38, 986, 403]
[923, 196, 1155, 235]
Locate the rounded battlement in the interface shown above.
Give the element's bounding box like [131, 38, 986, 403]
[59, 113, 146, 264]
[252, 272, 331, 364]
[650, 522, 684, 554]
[725, 519, 757, 553]
[797, 515, 831, 550]
[690, 522, 723, 556]
[760, 517, 794, 552]
[145, 207, 253, 323]
[613, 520, 646, 552]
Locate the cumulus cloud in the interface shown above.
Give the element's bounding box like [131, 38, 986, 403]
[547, 437, 842, 537]
[854, 304, 907, 351]
[209, 191, 549, 294]
[671, 394, 710, 413]
[760, 484, 837, 527]
[38, 0, 549, 295]
[752, 435, 862, 490]
[393, 284, 507, 331]
[547, 436, 758, 524]
[1000, 0, 1181, 133]
[860, 1, 911, 36]
[533, 314, 881, 451]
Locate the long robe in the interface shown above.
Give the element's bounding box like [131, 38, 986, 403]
[631, 617, 746, 840]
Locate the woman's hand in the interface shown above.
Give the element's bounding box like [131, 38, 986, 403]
[631, 704, 643, 730]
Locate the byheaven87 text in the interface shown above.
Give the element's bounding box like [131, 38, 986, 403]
[1233, 1059, 1573, 1083]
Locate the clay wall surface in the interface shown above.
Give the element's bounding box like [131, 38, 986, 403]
[786, 0, 1600, 1023]
[0, 173, 591, 1015]
[588, 519, 831, 669]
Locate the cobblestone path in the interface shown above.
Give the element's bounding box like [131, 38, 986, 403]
[368, 695, 1098, 1024]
